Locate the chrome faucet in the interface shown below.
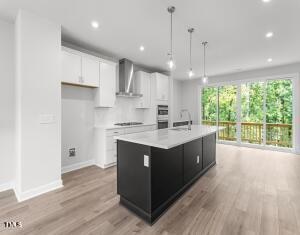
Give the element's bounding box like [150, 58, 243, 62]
[180, 109, 192, 130]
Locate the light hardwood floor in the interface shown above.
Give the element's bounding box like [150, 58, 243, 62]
[1, 144, 300, 235]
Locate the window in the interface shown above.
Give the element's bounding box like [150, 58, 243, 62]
[201, 78, 294, 149]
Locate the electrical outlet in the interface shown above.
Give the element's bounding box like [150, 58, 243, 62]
[69, 148, 76, 157]
[144, 155, 149, 167]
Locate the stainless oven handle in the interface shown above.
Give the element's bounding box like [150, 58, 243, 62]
[157, 120, 168, 123]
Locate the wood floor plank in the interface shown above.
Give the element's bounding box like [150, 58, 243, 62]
[1, 145, 300, 235]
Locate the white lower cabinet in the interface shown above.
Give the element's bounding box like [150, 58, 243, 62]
[94, 125, 156, 168]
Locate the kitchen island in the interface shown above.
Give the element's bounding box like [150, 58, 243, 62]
[115, 125, 222, 224]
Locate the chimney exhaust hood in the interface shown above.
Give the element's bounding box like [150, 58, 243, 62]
[116, 58, 142, 97]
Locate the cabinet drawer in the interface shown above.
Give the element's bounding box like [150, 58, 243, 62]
[106, 136, 117, 151]
[124, 126, 146, 134]
[106, 129, 124, 137]
[145, 125, 156, 131]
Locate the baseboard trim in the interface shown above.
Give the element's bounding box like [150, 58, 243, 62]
[15, 179, 63, 202]
[0, 181, 14, 192]
[96, 162, 116, 169]
[61, 159, 95, 174]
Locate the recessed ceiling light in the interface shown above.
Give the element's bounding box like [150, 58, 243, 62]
[91, 21, 99, 29]
[262, 0, 271, 3]
[267, 58, 273, 62]
[265, 32, 274, 38]
[139, 45, 145, 51]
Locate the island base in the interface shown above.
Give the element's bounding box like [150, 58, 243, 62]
[117, 133, 217, 225]
[120, 161, 216, 225]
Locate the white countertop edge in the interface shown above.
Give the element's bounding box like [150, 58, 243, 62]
[114, 126, 224, 149]
[94, 123, 157, 130]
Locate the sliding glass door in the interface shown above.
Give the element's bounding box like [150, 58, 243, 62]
[266, 79, 293, 148]
[201, 78, 293, 149]
[218, 85, 237, 142]
[201, 87, 218, 126]
[241, 82, 264, 145]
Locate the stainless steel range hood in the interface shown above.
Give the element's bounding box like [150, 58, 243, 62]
[116, 58, 142, 97]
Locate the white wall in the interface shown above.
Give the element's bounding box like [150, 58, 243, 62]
[61, 85, 95, 170]
[171, 79, 183, 122]
[15, 10, 62, 201]
[0, 19, 15, 191]
[95, 98, 144, 125]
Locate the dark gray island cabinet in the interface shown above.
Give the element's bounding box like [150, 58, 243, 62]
[115, 125, 219, 224]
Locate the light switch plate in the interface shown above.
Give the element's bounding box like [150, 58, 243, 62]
[144, 155, 149, 167]
[39, 114, 55, 124]
[197, 155, 200, 164]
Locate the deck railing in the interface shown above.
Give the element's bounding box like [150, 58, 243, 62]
[202, 120, 292, 148]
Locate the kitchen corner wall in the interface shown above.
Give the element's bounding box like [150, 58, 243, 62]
[15, 10, 62, 201]
[170, 79, 183, 123]
[0, 19, 15, 191]
[61, 43, 157, 170]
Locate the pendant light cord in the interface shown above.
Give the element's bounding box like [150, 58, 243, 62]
[170, 12, 173, 58]
[202, 42, 208, 76]
[189, 31, 192, 70]
[204, 44, 206, 76]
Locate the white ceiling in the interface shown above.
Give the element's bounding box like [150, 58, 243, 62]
[1, 0, 300, 80]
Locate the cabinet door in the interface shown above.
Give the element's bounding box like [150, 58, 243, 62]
[135, 72, 151, 108]
[95, 62, 116, 107]
[156, 74, 169, 101]
[142, 73, 151, 108]
[61, 50, 82, 85]
[81, 56, 100, 87]
[183, 138, 203, 184]
[105, 150, 117, 166]
[203, 133, 216, 169]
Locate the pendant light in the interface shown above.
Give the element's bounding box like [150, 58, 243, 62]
[167, 6, 176, 70]
[188, 28, 195, 78]
[202, 41, 208, 83]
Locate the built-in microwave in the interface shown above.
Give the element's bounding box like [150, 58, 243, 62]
[157, 105, 168, 129]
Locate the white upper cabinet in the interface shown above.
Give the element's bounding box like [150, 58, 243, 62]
[154, 73, 169, 101]
[81, 56, 100, 87]
[135, 71, 151, 109]
[61, 50, 82, 85]
[61, 47, 100, 87]
[94, 61, 117, 108]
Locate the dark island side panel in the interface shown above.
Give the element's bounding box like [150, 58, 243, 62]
[183, 138, 203, 184]
[151, 145, 183, 211]
[117, 140, 151, 213]
[203, 133, 216, 169]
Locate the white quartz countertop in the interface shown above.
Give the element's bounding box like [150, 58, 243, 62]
[114, 125, 224, 149]
[95, 123, 156, 130]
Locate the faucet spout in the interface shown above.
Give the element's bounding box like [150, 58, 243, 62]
[180, 109, 192, 130]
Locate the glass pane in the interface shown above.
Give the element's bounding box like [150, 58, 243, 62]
[218, 85, 237, 141]
[241, 82, 264, 145]
[201, 87, 217, 126]
[266, 79, 293, 148]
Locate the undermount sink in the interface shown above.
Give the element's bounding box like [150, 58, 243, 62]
[170, 127, 190, 131]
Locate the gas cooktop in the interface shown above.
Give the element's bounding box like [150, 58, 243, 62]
[114, 122, 143, 126]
